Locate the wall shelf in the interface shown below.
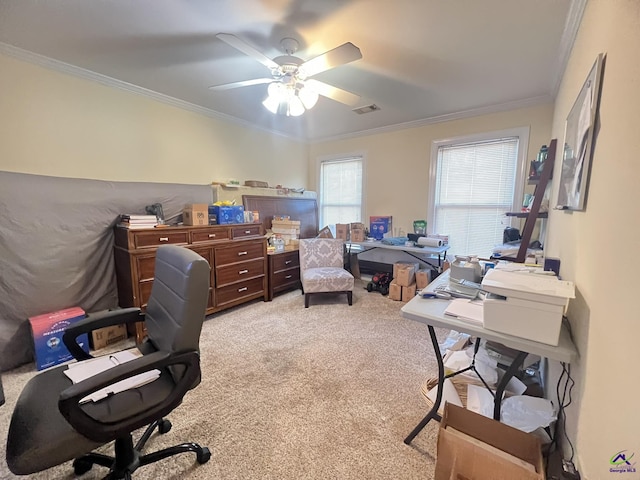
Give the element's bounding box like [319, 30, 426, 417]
[505, 212, 548, 219]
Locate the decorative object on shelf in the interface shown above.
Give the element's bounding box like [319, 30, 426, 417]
[556, 53, 605, 211]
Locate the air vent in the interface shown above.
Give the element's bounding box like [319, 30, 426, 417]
[352, 104, 380, 115]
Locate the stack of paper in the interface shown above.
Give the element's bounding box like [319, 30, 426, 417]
[65, 350, 160, 403]
[444, 298, 484, 324]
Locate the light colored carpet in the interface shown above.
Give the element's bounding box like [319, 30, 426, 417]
[1, 280, 442, 479]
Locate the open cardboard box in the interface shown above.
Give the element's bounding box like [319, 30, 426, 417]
[435, 403, 544, 480]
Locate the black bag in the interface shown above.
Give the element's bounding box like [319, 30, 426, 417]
[503, 227, 521, 244]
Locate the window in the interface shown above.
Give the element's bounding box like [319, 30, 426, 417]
[428, 128, 528, 258]
[318, 156, 363, 227]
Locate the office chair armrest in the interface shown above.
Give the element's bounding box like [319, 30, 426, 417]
[59, 350, 200, 442]
[63, 308, 143, 361]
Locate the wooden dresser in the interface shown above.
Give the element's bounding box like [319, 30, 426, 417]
[267, 249, 301, 300]
[114, 224, 267, 342]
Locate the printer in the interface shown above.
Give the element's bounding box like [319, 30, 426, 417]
[480, 269, 575, 346]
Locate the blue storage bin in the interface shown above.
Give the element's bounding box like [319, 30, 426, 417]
[212, 205, 245, 224]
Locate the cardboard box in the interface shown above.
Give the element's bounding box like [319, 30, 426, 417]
[416, 269, 430, 290]
[435, 403, 544, 480]
[183, 203, 209, 226]
[394, 261, 420, 287]
[212, 205, 245, 224]
[389, 280, 402, 301]
[91, 324, 128, 350]
[369, 216, 392, 240]
[351, 228, 365, 242]
[317, 226, 334, 238]
[335, 223, 349, 241]
[29, 307, 89, 370]
[401, 283, 417, 302]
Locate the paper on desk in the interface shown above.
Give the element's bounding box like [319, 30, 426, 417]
[444, 298, 484, 324]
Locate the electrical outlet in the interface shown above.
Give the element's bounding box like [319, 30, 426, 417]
[562, 460, 581, 480]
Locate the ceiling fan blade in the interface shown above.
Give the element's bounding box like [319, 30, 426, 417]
[209, 78, 273, 91]
[299, 42, 362, 78]
[216, 33, 280, 71]
[305, 79, 361, 106]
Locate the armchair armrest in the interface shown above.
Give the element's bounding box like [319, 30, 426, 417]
[63, 308, 143, 361]
[59, 350, 200, 442]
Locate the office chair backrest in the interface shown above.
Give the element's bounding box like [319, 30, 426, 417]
[144, 246, 210, 378]
[299, 238, 345, 269]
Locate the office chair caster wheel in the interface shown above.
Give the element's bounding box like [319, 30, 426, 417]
[158, 419, 172, 434]
[197, 447, 211, 464]
[73, 457, 93, 475]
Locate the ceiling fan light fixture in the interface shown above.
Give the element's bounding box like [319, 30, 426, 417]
[298, 85, 319, 110]
[262, 94, 280, 114]
[287, 94, 305, 117]
[263, 81, 317, 117]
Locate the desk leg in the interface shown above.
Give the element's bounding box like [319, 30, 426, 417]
[493, 351, 528, 420]
[404, 325, 443, 445]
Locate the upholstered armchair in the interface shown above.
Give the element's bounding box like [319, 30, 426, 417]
[299, 238, 354, 308]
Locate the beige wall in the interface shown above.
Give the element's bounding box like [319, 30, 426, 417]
[545, 1, 640, 478]
[3, 3, 638, 475]
[309, 104, 553, 238]
[0, 53, 308, 187]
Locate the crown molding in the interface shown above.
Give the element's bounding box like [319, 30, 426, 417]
[550, 0, 588, 97]
[0, 42, 301, 142]
[1, 40, 558, 146]
[311, 94, 553, 144]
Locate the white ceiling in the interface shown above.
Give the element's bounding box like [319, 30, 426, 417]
[0, 0, 583, 143]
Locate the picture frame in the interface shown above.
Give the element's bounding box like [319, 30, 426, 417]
[556, 53, 605, 211]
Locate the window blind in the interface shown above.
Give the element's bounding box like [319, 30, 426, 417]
[434, 138, 519, 257]
[319, 157, 363, 227]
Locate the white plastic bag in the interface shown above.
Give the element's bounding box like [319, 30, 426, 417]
[500, 395, 557, 433]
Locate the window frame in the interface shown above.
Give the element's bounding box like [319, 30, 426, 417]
[316, 152, 366, 228]
[427, 127, 530, 251]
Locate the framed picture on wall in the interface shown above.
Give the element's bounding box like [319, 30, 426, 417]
[556, 53, 605, 211]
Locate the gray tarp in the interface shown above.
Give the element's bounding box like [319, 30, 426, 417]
[0, 171, 212, 371]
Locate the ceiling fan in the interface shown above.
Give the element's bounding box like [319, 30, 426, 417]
[209, 33, 363, 116]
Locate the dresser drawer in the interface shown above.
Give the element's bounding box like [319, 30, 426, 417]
[133, 230, 189, 249]
[271, 251, 299, 271]
[216, 258, 265, 287]
[272, 267, 300, 289]
[231, 224, 262, 239]
[190, 226, 230, 244]
[139, 279, 153, 308]
[135, 254, 157, 282]
[216, 277, 264, 307]
[215, 241, 265, 266]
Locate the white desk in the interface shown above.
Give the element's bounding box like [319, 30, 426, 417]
[346, 241, 450, 271]
[400, 271, 578, 444]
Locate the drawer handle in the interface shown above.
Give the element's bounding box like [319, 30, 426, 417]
[159, 237, 169, 242]
[285, 260, 292, 265]
[238, 251, 248, 256]
[208, 234, 216, 238]
[239, 269, 249, 274]
[245, 230, 251, 234]
[285, 275, 292, 279]
[238, 287, 248, 292]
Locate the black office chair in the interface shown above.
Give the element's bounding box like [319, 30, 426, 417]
[6, 245, 211, 479]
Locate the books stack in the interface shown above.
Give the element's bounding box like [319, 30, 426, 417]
[118, 214, 158, 229]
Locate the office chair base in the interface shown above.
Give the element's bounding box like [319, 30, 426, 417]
[72, 418, 211, 479]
